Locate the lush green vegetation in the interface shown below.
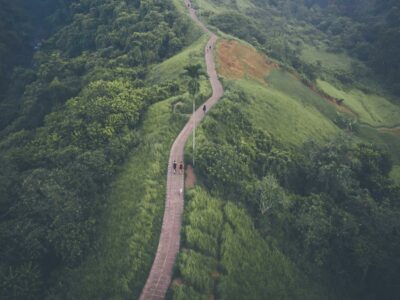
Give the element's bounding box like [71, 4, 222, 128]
[1, 0, 400, 299]
[318, 80, 400, 127]
[0, 0, 206, 298]
[48, 97, 187, 299]
[235, 73, 340, 145]
[171, 187, 321, 300]
[0, 0, 64, 126]
[177, 91, 400, 299]
[194, 0, 400, 97]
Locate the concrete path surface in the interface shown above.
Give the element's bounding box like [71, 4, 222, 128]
[139, 1, 223, 299]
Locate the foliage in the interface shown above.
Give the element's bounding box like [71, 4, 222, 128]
[192, 84, 400, 298]
[198, 0, 400, 96]
[0, 0, 194, 298]
[173, 187, 318, 300]
[47, 98, 187, 299]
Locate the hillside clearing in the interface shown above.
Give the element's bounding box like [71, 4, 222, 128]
[235, 79, 340, 146]
[216, 39, 278, 83]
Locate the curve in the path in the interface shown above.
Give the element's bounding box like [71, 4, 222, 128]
[139, 1, 223, 299]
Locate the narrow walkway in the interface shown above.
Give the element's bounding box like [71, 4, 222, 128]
[139, 1, 224, 299]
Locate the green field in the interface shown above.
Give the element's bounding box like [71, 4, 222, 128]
[232, 76, 340, 146]
[301, 45, 354, 74]
[191, 0, 254, 14]
[318, 80, 400, 127]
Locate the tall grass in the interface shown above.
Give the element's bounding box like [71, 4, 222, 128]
[318, 80, 400, 127]
[172, 187, 323, 300]
[233, 78, 339, 146]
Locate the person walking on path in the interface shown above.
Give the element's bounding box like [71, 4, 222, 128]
[173, 160, 177, 174]
[203, 104, 207, 114]
[179, 161, 184, 175]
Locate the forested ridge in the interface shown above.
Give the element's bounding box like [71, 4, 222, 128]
[0, 0, 65, 114]
[0, 0, 194, 298]
[208, 0, 400, 95]
[1, 0, 400, 299]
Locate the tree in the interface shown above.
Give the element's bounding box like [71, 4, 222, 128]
[256, 174, 285, 215]
[183, 64, 204, 165]
[183, 64, 203, 96]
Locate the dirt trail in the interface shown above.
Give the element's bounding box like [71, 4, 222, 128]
[138, 1, 223, 299]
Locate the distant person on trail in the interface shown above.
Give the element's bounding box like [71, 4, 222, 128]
[173, 160, 177, 174]
[203, 104, 207, 114]
[179, 161, 184, 174]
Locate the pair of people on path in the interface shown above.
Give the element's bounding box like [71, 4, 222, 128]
[173, 160, 183, 174]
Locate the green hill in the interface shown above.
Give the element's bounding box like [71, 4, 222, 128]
[0, 0, 399, 299]
[174, 1, 400, 299]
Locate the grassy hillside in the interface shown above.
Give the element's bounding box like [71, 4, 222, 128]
[233, 78, 339, 146]
[51, 97, 187, 299]
[173, 1, 400, 299]
[179, 88, 400, 299]
[318, 80, 400, 127]
[170, 187, 323, 300]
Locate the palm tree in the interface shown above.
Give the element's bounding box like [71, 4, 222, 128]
[184, 64, 202, 96]
[183, 64, 204, 166]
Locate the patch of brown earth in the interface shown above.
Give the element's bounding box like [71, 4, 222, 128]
[185, 164, 196, 188]
[216, 39, 278, 83]
[171, 278, 183, 288]
[379, 127, 400, 137]
[211, 270, 220, 279]
[217, 40, 356, 118]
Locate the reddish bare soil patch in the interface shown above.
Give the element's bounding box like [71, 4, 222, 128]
[379, 127, 400, 137]
[212, 270, 220, 279]
[171, 278, 183, 288]
[185, 165, 197, 188]
[216, 39, 278, 83]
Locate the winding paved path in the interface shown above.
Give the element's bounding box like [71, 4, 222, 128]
[139, 1, 223, 299]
